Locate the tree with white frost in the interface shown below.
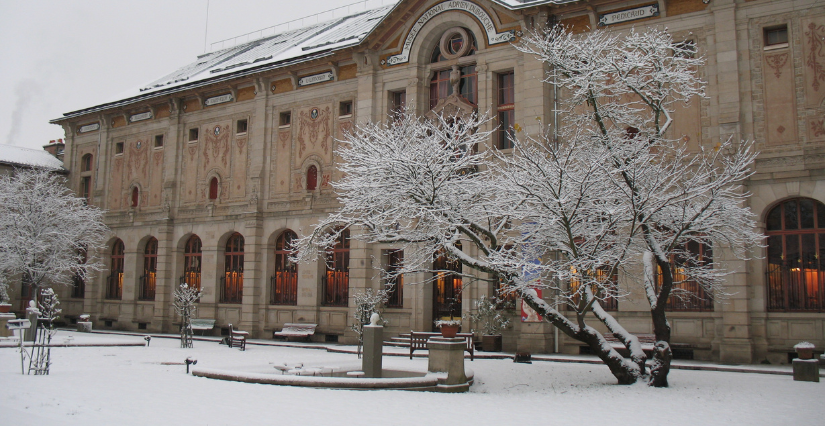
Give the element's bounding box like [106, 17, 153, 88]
[498, 25, 763, 386]
[173, 283, 202, 348]
[0, 168, 108, 300]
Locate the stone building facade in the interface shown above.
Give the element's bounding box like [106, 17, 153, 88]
[45, 0, 825, 364]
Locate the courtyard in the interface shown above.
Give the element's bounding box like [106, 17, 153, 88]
[1, 330, 823, 425]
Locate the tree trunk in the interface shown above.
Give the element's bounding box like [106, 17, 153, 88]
[649, 254, 674, 387]
[518, 289, 642, 385]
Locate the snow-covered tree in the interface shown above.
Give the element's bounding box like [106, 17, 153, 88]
[350, 288, 389, 358]
[500, 25, 763, 386]
[294, 110, 645, 382]
[0, 168, 108, 300]
[173, 283, 202, 348]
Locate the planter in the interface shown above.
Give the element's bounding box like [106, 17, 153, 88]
[796, 347, 814, 360]
[0, 303, 10, 314]
[795, 342, 816, 360]
[439, 324, 460, 338]
[481, 334, 502, 352]
[77, 321, 93, 333]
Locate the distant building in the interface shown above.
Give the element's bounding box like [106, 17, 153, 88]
[48, 0, 825, 364]
[0, 140, 66, 176]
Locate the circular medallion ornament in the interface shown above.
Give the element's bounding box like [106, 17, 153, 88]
[214, 126, 221, 136]
[439, 27, 471, 60]
[311, 108, 319, 120]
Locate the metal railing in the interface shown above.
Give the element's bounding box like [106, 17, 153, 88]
[767, 263, 825, 312]
[322, 271, 349, 307]
[220, 270, 243, 304]
[270, 271, 298, 305]
[139, 272, 156, 301]
[106, 273, 123, 300]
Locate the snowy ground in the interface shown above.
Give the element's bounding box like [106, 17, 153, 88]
[1, 331, 823, 425]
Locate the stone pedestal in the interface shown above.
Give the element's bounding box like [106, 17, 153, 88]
[0, 313, 15, 337]
[793, 358, 820, 382]
[24, 308, 38, 342]
[77, 321, 93, 333]
[427, 337, 466, 385]
[362, 325, 383, 378]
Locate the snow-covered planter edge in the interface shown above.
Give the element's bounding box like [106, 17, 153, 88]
[794, 342, 815, 350]
[434, 319, 462, 328]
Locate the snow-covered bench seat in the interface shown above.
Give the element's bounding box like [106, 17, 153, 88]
[273, 323, 317, 341]
[190, 319, 215, 335]
[228, 323, 248, 351]
[409, 331, 474, 361]
[600, 333, 702, 359]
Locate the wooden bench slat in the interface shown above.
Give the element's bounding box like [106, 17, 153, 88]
[273, 323, 317, 341]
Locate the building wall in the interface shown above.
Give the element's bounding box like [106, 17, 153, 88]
[49, 0, 825, 363]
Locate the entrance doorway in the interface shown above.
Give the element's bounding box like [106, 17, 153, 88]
[432, 245, 462, 331]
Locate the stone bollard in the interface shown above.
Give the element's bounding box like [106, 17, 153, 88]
[427, 337, 467, 385]
[793, 358, 820, 382]
[77, 322, 92, 333]
[362, 325, 383, 378]
[24, 302, 38, 342]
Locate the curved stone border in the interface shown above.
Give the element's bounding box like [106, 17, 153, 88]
[192, 367, 474, 392]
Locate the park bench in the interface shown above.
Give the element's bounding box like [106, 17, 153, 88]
[189, 319, 215, 336]
[228, 323, 248, 351]
[409, 331, 474, 361]
[600, 333, 700, 360]
[273, 323, 317, 341]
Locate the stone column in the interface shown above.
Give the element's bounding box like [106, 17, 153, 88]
[362, 325, 383, 378]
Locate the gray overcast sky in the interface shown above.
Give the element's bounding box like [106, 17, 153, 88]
[0, 0, 396, 151]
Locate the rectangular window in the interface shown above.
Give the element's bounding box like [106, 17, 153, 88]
[188, 128, 199, 142]
[497, 71, 515, 150]
[383, 249, 404, 308]
[115, 142, 124, 154]
[236, 119, 248, 134]
[154, 134, 164, 147]
[764, 25, 788, 49]
[279, 111, 291, 127]
[390, 90, 406, 116]
[656, 241, 714, 311]
[339, 101, 353, 117]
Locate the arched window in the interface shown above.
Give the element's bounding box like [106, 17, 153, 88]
[433, 243, 463, 325]
[131, 187, 139, 208]
[429, 66, 477, 109]
[271, 230, 298, 305]
[209, 177, 219, 200]
[107, 239, 124, 299]
[183, 235, 202, 291]
[307, 165, 318, 191]
[81, 154, 93, 172]
[222, 233, 244, 303]
[140, 238, 157, 301]
[656, 241, 714, 311]
[767, 198, 825, 311]
[383, 249, 404, 308]
[323, 228, 349, 306]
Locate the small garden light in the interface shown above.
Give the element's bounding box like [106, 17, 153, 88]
[144, 335, 151, 346]
[185, 357, 197, 374]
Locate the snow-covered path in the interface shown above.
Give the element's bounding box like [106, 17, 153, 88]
[1, 331, 822, 425]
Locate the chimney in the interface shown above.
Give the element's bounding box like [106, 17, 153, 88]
[43, 139, 65, 161]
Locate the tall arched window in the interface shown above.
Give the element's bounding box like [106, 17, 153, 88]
[183, 235, 202, 291]
[222, 233, 244, 303]
[209, 177, 219, 200]
[140, 238, 158, 301]
[323, 228, 349, 306]
[433, 243, 463, 326]
[131, 187, 139, 208]
[767, 198, 825, 311]
[307, 165, 318, 191]
[271, 230, 298, 305]
[107, 239, 124, 299]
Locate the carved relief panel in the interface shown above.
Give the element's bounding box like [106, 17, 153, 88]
[762, 48, 797, 145]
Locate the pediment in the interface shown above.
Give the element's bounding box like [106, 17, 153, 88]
[425, 93, 477, 120]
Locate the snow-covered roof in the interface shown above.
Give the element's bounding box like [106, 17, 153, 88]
[0, 144, 65, 172]
[53, 4, 398, 121]
[53, 0, 579, 121]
